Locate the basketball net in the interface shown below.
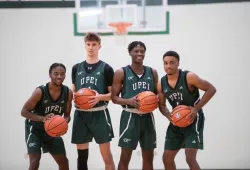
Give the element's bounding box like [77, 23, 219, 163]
[108, 22, 132, 46]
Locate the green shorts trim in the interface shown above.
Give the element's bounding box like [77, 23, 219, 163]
[164, 113, 205, 150]
[71, 108, 114, 144]
[25, 123, 66, 155]
[118, 111, 156, 150]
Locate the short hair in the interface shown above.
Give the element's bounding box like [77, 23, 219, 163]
[49, 63, 66, 74]
[163, 51, 180, 61]
[84, 32, 101, 44]
[127, 41, 146, 53]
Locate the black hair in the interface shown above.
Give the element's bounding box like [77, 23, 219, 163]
[127, 41, 146, 53]
[163, 51, 180, 61]
[49, 63, 66, 73]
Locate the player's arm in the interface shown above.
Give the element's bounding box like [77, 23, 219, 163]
[21, 88, 45, 122]
[152, 68, 159, 94]
[111, 68, 139, 108]
[64, 89, 73, 123]
[157, 81, 171, 121]
[187, 72, 217, 111]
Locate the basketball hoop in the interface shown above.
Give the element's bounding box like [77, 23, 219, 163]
[109, 22, 132, 35]
[108, 22, 132, 45]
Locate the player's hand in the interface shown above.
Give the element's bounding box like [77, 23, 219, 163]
[88, 90, 100, 107]
[187, 106, 198, 124]
[64, 116, 71, 123]
[73, 92, 79, 108]
[165, 112, 172, 122]
[127, 96, 140, 109]
[42, 113, 54, 123]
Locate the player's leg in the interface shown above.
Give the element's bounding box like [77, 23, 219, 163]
[45, 137, 68, 170]
[76, 143, 89, 170]
[183, 113, 204, 170]
[51, 154, 69, 170]
[139, 113, 156, 170]
[118, 148, 133, 170]
[99, 142, 115, 170]
[28, 154, 41, 170]
[118, 111, 139, 170]
[163, 124, 183, 170]
[71, 110, 93, 170]
[185, 148, 200, 170]
[163, 150, 179, 170]
[141, 149, 154, 170]
[25, 122, 42, 170]
[90, 109, 115, 170]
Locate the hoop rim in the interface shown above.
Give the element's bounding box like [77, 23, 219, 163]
[108, 21, 133, 34]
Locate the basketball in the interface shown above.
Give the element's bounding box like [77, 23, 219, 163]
[44, 115, 68, 137]
[74, 88, 96, 109]
[137, 91, 158, 113]
[171, 105, 193, 127]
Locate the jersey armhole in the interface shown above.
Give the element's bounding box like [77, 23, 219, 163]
[65, 86, 69, 102]
[184, 71, 197, 94]
[122, 67, 126, 84]
[160, 76, 165, 93]
[150, 67, 157, 93]
[72, 63, 80, 84]
[103, 63, 115, 88]
[34, 86, 44, 109]
[121, 67, 126, 95]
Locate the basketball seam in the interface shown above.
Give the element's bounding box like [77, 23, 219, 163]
[75, 101, 89, 104]
[140, 101, 158, 105]
[74, 94, 93, 99]
[138, 94, 157, 101]
[172, 110, 192, 126]
[46, 118, 67, 133]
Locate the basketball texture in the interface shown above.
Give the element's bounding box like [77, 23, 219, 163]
[137, 91, 158, 113]
[171, 105, 193, 127]
[44, 115, 68, 137]
[74, 88, 96, 110]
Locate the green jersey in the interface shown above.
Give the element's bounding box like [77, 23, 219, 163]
[121, 65, 155, 108]
[27, 83, 69, 130]
[75, 61, 108, 107]
[161, 69, 200, 109]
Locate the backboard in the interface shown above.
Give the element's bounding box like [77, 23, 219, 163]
[73, 0, 169, 36]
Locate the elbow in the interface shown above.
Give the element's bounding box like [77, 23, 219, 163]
[111, 96, 118, 104]
[211, 86, 217, 95]
[158, 105, 164, 113]
[21, 110, 25, 118]
[21, 109, 27, 118]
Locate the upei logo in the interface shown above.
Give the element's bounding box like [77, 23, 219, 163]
[123, 138, 131, 143]
[175, 112, 181, 119]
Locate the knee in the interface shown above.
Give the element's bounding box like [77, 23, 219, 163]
[59, 157, 69, 166]
[29, 157, 40, 170]
[162, 152, 174, 164]
[103, 153, 114, 165]
[58, 157, 69, 170]
[185, 149, 198, 166]
[186, 155, 196, 166]
[119, 151, 132, 165]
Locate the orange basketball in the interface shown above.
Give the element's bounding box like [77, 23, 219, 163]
[171, 105, 193, 127]
[44, 115, 68, 137]
[137, 91, 158, 113]
[74, 88, 96, 109]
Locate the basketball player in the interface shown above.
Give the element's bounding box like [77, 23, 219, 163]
[71, 32, 115, 170]
[111, 41, 158, 170]
[157, 51, 216, 170]
[21, 63, 73, 170]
